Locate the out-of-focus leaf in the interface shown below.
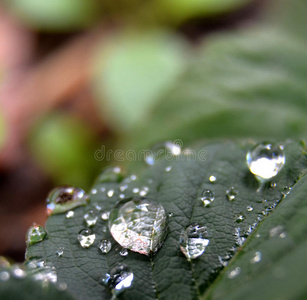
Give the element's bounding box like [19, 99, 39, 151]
[29, 113, 100, 189]
[92, 30, 188, 131]
[4, 0, 100, 31]
[25, 140, 307, 300]
[122, 27, 307, 151]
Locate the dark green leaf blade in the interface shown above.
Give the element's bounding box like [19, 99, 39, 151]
[25, 140, 307, 300]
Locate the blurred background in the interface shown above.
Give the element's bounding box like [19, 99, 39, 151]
[0, 0, 306, 262]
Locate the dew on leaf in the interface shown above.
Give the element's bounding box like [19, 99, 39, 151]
[250, 251, 262, 264]
[101, 211, 110, 221]
[98, 239, 112, 254]
[107, 190, 115, 198]
[65, 211, 74, 219]
[46, 186, 89, 215]
[11, 266, 26, 278]
[26, 259, 57, 283]
[209, 175, 216, 183]
[77, 229, 96, 248]
[56, 247, 64, 257]
[132, 188, 139, 194]
[235, 214, 246, 223]
[226, 187, 238, 201]
[179, 224, 210, 261]
[26, 223, 46, 246]
[101, 264, 134, 296]
[0, 271, 10, 281]
[200, 189, 214, 207]
[91, 189, 97, 195]
[119, 185, 128, 192]
[269, 225, 286, 238]
[84, 210, 98, 227]
[246, 205, 254, 212]
[109, 197, 168, 255]
[227, 267, 241, 279]
[120, 248, 128, 257]
[119, 194, 125, 199]
[246, 142, 285, 181]
[165, 166, 172, 172]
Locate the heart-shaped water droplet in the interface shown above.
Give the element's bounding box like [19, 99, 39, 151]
[109, 197, 168, 255]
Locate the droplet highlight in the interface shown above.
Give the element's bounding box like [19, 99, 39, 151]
[200, 189, 214, 207]
[84, 210, 98, 227]
[98, 239, 112, 254]
[77, 229, 96, 248]
[226, 187, 238, 201]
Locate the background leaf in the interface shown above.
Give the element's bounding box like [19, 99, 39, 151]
[25, 140, 307, 299]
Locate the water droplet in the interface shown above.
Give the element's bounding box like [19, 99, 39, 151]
[120, 248, 128, 257]
[65, 211, 74, 219]
[84, 210, 98, 227]
[26, 259, 57, 283]
[101, 211, 110, 221]
[91, 189, 97, 195]
[209, 175, 216, 183]
[57, 282, 67, 291]
[270, 182, 277, 188]
[77, 229, 96, 248]
[109, 197, 168, 255]
[0, 271, 10, 281]
[234, 227, 246, 246]
[100, 187, 106, 192]
[98, 239, 112, 254]
[246, 142, 285, 181]
[46, 186, 89, 215]
[145, 141, 181, 166]
[119, 185, 128, 192]
[165, 166, 172, 172]
[246, 205, 254, 212]
[235, 214, 245, 223]
[269, 225, 286, 238]
[179, 224, 210, 261]
[282, 186, 292, 197]
[56, 247, 64, 257]
[95, 167, 124, 184]
[168, 212, 174, 217]
[101, 264, 134, 296]
[119, 194, 125, 199]
[11, 266, 26, 278]
[132, 188, 139, 194]
[130, 175, 137, 181]
[102, 225, 107, 233]
[26, 223, 46, 246]
[228, 267, 241, 279]
[226, 187, 238, 201]
[95, 204, 102, 211]
[250, 251, 262, 264]
[200, 189, 214, 207]
[107, 190, 114, 198]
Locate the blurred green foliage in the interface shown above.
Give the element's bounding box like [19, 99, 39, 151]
[29, 113, 101, 189]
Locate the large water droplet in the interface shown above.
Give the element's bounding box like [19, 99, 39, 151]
[46, 186, 89, 216]
[226, 187, 238, 201]
[84, 210, 98, 227]
[200, 189, 214, 207]
[179, 224, 210, 261]
[26, 224, 46, 246]
[109, 197, 168, 255]
[98, 239, 112, 254]
[101, 264, 134, 296]
[246, 142, 285, 181]
[145, 141, 181, 166]
[77, 229, 96, 248]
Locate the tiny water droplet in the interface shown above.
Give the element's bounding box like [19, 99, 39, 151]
[26, 259, 57, 283]
[95, 204, 102, 211]
[100, 187, 106, 192]
[109, 197, 168, 255]
[246, 142, 285, 181]
[132, 188, 139, 194]
[26, 224, 46, 246]
[101, 211, 110, 221]
[246, 205, 254, 212]
[101, 264, 134, 296]
[282, 186, 292, 197]
[119, 194, 125, 199]
[179, 224, 210, 261]
[234, 227, 246, 246]
[84, 210, 98, 227]
[209, 175, 216, 183]
[107, 190, 114, 198]
[200, 189, 214, 207]
[228, 267, 241, 279]
[98, 239, 112, 254]
[270, 182, 277, 188]
[168, 212, 173, 217]
[57, 282, 67, 291]
[165, 166, 172, 172]
[11, 266, 26, 278]
[130, 175, 137, 181]
[91, 189, 97, 195]
[235, 214, 245, 223]
[56, 247, 64, 257]
[0, 271, 10, 281]
[46, 186, 89, 215]
[119, 185, 128, 192]
[102, 225, 107, 233]
[145, 141, 181, 166]
[226, 187, 238, 201]
[120, 248, 128, 257]
[77, 229, 96, 248]
[250, 251, 262, 264]
[269, 225, 286, 238]
[65, 211, 74, 219]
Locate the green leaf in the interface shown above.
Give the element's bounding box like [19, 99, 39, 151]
[204, 158, 307, 300]
[0, 266, 75, 300]
[92, 30, 188, 131]
[122, 27, 307, 151]
[29, 113, 101, 189]
[25, 140, 307, 299]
